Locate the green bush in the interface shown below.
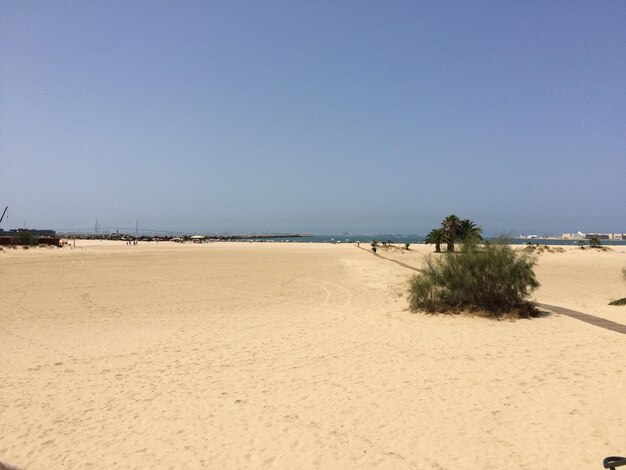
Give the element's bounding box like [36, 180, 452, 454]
[408, 242, 540, 317]
[609, 268, 626, 306]
[11, 231, 38, 246]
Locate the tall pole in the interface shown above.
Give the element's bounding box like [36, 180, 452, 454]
[135, 218, 138, 237]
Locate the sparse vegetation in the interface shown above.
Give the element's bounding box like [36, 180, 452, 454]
[409, 241, 540, 317]
[589, 236, 602, 248]
[377, 243, 410, 254]
[609, 268, 626, 306]
[522, 244, 565, 254]
[11, 231, 38, 246]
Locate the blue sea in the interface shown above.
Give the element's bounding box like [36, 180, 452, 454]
[243, 235, 626, 246]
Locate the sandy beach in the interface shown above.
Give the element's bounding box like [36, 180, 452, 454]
[1, 241, 625, 469]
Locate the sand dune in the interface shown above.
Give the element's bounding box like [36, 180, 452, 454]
[1, 242, 625, 468]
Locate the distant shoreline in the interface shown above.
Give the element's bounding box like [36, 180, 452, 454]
[54, 233, 626, 246]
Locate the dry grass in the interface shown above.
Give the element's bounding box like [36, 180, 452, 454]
[521, 245, 565, 254]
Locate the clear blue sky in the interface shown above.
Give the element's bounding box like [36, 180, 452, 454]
[1, 1, 625, 235]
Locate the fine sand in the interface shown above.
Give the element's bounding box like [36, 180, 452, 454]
[1, 241, 625, 469]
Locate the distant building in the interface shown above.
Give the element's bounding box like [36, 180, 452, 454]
[585, 233, 610, 240]
[562, 232, 585, 240]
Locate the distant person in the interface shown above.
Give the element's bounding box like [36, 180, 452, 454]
[372, 246, 377, 254]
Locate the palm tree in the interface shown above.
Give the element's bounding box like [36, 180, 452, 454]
[441, 214, 461, 252]
[425, 228, 445, 253]
[458, 219, 483, 244]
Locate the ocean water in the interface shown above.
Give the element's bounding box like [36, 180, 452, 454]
[243, 234, 626, 246]
[241, 234, 423, 244]
[244, 235, 626, 246]
[297, 234, 425, 244]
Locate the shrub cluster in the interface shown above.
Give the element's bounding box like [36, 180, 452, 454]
[11, 231, 38, 246]
[609, 268, 626, 306]
[408, 242, 540, 317]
